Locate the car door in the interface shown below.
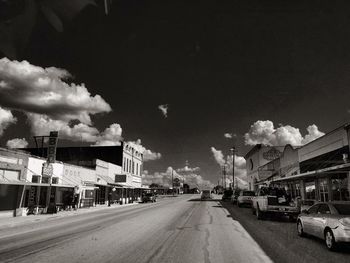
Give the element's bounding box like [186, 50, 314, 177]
[302, 204, 320, 235]
[313, 204, 330, 239]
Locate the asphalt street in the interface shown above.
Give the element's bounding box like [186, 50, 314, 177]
[221, 200, 350, 263]
[0, 195, 270, 263]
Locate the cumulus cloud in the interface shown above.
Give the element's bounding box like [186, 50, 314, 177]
[6, 138, 28, 148]
[0, 107, 16, 136]
[211, 146, 248, 184]
[142, 167, 213, 188]
[27, 113, 123, 145]
[210, 147, 225, 166]
[126, 139, 162, 162]
[0, 58, 126, 146]
[93, 124, 123, 146]
[177, 164, 200, 173]
[0, 58, 111, 124]
[158, 104, 169, 118]
[244, 120, 325, 146]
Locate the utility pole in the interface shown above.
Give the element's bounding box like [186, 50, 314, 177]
[231, 147, 236, 189]
[172, 168, 174, 196]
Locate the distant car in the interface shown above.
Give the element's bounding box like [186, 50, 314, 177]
[231, 190, 240, 204]
[297, 202, 350, 250]
[222, 190, 233, 201]
[237, 190, 255, 207]
[201, 190, 212, 200]
[142, 193, 157, 203]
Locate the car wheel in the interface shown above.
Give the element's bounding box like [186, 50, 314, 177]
[325, 229, 337, 251]
[256, 205, 264, 220]
[297, 221, 305, 237]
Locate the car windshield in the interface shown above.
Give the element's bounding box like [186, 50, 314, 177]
[243, 191, 255, 196]
[145, 193, 153, 196]
[224, 190, 233, 195]
[333, 204, 350, 215]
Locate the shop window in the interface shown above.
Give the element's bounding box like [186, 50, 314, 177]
[32, 175, 41, 183]
[305, 181, 316, 200]
[52, 177, 59, 184]
[42, 176, 49, 184]
[331, 176, 350, 201]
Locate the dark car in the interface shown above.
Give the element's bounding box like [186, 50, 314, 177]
[231, 190, 240, 204]
[222, 190, 233, 201]
[142, 193, 157, 203]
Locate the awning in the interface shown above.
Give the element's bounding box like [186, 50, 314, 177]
[112, 182, 134, 188]
[272, 162, 350, 183]
[0, 179, 74, 188]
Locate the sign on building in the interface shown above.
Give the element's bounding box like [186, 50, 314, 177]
[47, 131, 58, 163]
[42, 162, 53, 177]
[115, 174, 127, 182]
[174, 177, 181, 187]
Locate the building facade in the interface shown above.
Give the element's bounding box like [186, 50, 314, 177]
[246, 124, 350, 203]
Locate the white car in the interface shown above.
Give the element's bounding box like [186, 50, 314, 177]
[237, 190, 255, 207]
[297, 201, 350, 250]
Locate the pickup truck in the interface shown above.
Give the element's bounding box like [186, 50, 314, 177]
[252, 186, 300, 220]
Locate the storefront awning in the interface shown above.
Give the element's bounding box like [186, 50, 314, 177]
[272, 162, 350, 183]
[0, 179, 75, 188]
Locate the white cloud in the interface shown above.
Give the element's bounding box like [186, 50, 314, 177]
[6, 138, 28, 148]
[142, 167, 213, 189]
[210, 147, 225, 166]
[158, 104, 169, 118]
[0, 107, 16, 136]
[177, 165, 200, 173]
[224, 133, 233, 138]
[93, 124, 123, 146]
[244, 120, 325, 146]
[27, 113, 123, 145]
[126, 139, 162, 162]
[210, 146, 248, 185]
[0, 58, 111, 124]
[224, 133, 237, 139]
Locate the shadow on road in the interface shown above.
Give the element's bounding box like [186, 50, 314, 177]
[187, 198, 221, 202]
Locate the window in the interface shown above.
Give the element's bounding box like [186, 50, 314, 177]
[52, 177, 59, 184]
[42, 176, 49, 184]
[318, 204, 331, 214]
[32, 175, 41, 183]
[308, 204, 320, 214]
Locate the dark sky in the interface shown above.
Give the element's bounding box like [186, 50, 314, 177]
[2, 0, 350, 182]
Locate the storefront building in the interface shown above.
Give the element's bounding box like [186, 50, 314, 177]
[245, 145, 285, 191]
[246, 124, 350, 203]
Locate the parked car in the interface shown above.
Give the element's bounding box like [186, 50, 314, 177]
[231, 190, 240, 204]
[201, 190, 212, 200]
[237, 190, 255, 207]
[297, 201, 350, 250]
[142, 193, 157, 203]
[222, 189, 233, 201]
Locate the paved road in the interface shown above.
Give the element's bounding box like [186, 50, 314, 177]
[222, 201, 350, 263]
[0, 195, 271, 263]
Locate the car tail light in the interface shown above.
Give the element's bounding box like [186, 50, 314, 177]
[339, 218, 350, 227]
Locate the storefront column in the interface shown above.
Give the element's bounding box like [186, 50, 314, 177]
[300, 180, 306, 200]
[326, 177, 332, 201]
[348, 172, 350, 195]
[315, 179, 320, 201]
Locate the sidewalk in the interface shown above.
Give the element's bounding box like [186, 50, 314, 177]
[0, 202, 139, 230]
